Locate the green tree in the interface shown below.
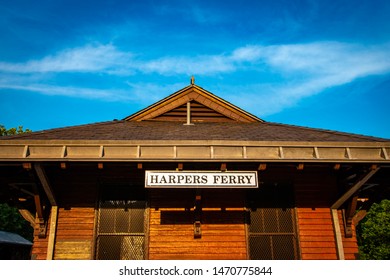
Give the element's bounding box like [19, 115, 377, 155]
[357, 199, 390, 259]
[0, 124, 33, 241]
[0, 124, 31, 136]
[0, 204, 33, 241]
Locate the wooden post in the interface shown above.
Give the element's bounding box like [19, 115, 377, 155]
[331, 209, 345, 260]
[46, 206, 58, 260]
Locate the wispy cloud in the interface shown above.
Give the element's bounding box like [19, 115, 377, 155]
[1, 41, 390, 115]
[0, 44, 133, 74]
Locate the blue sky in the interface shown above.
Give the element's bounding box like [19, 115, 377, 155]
[1, 0, 390, 139]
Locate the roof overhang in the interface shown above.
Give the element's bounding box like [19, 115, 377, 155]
[0, 140, 389, 163]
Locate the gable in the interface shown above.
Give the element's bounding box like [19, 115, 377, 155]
[124, 82, 263, 123]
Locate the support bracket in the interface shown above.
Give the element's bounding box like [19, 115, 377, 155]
[343, 196, 358, 238]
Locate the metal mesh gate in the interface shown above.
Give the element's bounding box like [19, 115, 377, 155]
[96, 186, 146, 260]
[247, 183, 299, 260]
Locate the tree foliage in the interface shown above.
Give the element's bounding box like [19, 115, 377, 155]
[0, 124, 34, 242]
[357, 199, 390, 259]
[0, 124, 31, 136]
[0, 203, 33, 241]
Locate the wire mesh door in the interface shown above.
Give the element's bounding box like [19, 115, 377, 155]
[96, 185, 147, 260]
[247, 183, 299, 260]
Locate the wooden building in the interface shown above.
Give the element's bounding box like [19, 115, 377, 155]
[0, 80, 389, 260]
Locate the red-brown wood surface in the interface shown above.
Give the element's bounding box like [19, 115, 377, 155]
[148, 189, 247, 260]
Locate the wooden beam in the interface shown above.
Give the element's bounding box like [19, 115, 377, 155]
[18, 209, 36, 228]
[331, 209, 345, 260]
[331, 167, 380, 209]
[32, 184, 46, 238]
[343, 196, 358, 238]
[177, 163, 183, 171]
[258, 163, 267, 171]
[34, 163, 57, 206]
[46, 206, 58, 260]
[353, 210, 367, 225]
[23, 163, 32, 170]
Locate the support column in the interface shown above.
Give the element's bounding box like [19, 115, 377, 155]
[331, 209, 345, 260]
[46, 206, 58, 260]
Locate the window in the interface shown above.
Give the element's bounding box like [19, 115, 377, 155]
[247, 183, 299, 259]
[96, 185, 147, 260]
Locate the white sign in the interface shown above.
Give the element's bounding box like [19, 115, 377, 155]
[145, 171, 258, 188]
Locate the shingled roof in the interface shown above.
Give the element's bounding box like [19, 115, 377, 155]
[1, 119, 388, 142]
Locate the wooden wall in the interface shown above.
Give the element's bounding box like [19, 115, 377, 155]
[148, 189, 247, 260]
[31, 163, 98, 260]
[294, 166, 358, 260]
[53, 207, 95, 260]
[31, 218, 50, 260]
[28, 163, 360, 260]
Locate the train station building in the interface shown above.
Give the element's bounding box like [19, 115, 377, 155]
[1, 80, 389, 260]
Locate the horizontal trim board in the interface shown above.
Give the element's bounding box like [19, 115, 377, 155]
[1, 142, 389, 162]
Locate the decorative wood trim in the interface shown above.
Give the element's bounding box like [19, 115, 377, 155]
[124, 84, 262, 123]
[61, 145, 67, 158]
[314, 147, 319, 159]
[278, 147, 284, 159]
[382, 147, 389, 159]
[1, 142, 390, 162]
[23, 145, 29, 158]
[345, 148, 352, 159]
[243, 146, 247, 159]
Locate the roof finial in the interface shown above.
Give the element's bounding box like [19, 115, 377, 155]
[190, 76, 195, 85]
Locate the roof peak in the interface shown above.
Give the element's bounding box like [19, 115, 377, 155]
[124, 81, 263, 123]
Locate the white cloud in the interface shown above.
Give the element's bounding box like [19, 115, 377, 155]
[0, 44, 133, 74]
[0, 83, 133, 101]
[0, 41, 390, 116]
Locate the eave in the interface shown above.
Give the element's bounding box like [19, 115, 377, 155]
[0, 140, 389, 163]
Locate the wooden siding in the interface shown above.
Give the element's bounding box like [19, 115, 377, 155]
[297, 208, 338, 259]
[30, 163, 98, 260]
[148, 189, 247, 260]
[151, 101, 236, 123]
[53, 207, 95, 260]
[31, 218, 50, 260]
[294, 167, 339, 260]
